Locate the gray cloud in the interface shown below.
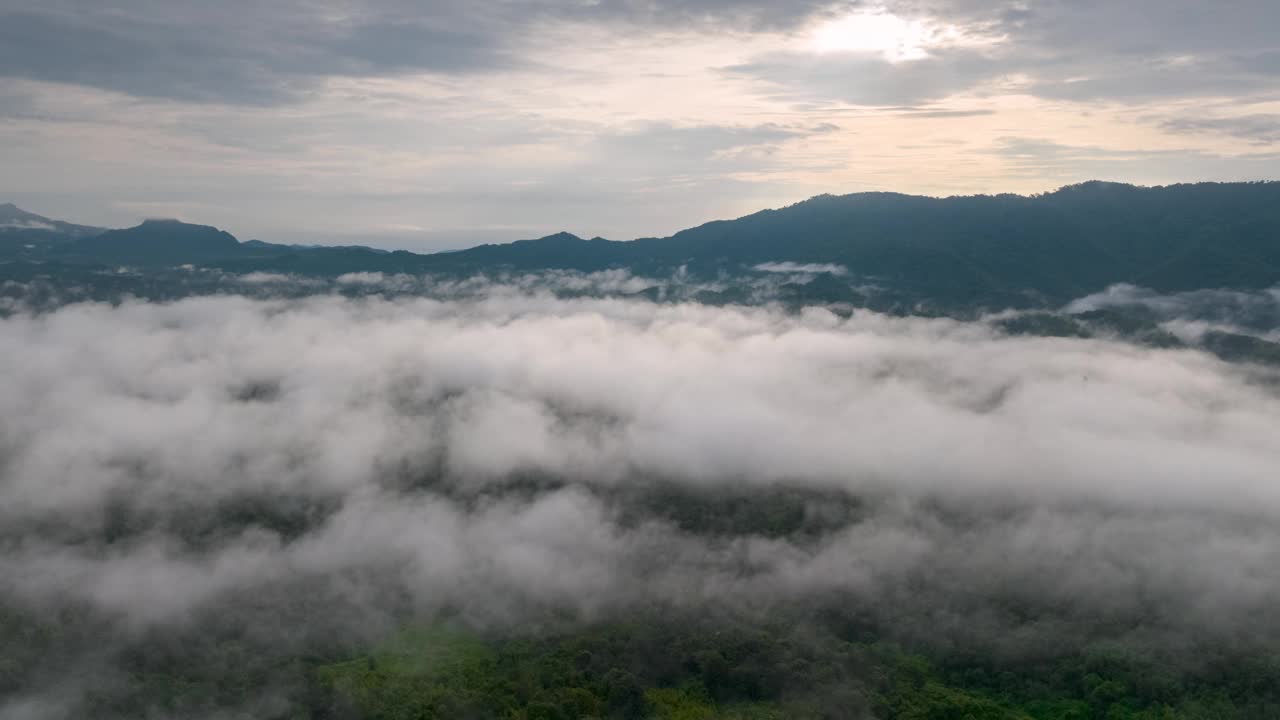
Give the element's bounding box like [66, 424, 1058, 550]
[1161, 114, 1280, 145]
[988, 136, 1280, 183]
[891, 107, 996, 118]
[724, 0, 1280, 107]
[606, 122, 819, 155]
[947, 0, 1280, 103]
[1027, 55, 1280, 103]
[550, 0, 852, 30]
[588, 122, 838, 183]
[727, 48, 1001, 107]
[0, 7, 303, 105]
[0, 4, 509, 105]
[2, 0, 1277, 115]
[0, 0, 847, 105]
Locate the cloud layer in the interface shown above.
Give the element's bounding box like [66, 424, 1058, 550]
[4, 291, 1280, 715]
[2, 293, 1278, 606]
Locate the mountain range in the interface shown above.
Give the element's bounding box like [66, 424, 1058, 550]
[0, 202, 105, 243]
[4, 181, 1280, 314]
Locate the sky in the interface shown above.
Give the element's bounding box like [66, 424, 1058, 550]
[1, 0, 1278, 249]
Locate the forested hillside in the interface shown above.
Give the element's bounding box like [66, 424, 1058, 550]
[5, 182, 1280, 312]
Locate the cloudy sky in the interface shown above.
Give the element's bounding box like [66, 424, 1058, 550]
[1, 0, 1278, 249]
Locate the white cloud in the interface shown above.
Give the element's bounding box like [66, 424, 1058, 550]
[0, 219, 56, 230]
[335, 271, 388, 285]
[237, 271, 294, 284]
[4, 290, 1280, 714]
[753, 261, 848, 275]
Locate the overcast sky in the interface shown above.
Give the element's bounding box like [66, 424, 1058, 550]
[1, 0, 1278, 249]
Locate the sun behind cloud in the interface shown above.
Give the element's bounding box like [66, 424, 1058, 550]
[806, 7, 994, 62]
[809, 10, 934, 60]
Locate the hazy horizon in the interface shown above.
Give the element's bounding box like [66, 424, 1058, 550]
[10, 178, 1278, 252]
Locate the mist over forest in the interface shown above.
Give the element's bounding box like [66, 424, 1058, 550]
[3, 282, 1280, 719]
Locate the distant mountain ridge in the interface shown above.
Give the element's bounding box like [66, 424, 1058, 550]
[434, 181, 1280, 305]
[0, 203, 105, 243]
[4, 180, 1280, 311]
[76, 219, 241, 263]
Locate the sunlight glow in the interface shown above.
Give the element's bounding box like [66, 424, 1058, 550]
[809, 10, 972, 62]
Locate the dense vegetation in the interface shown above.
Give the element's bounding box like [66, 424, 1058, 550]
[29, 610, 1276, 719]
[305, 618, 1280, 720]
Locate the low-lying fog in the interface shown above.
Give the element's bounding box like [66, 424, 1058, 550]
[2, 289, 1278, 717]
